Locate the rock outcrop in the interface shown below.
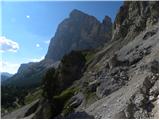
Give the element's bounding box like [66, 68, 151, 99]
[113, 1, 158, 41]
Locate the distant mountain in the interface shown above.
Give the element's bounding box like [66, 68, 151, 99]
[1, 72, 13, 82]
[5, 9, 112, 87]
[2, 59, 56, 87]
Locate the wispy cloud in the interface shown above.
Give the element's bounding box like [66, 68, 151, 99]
[36, 43, 40, 47]
[26, 15, 30, 19]
[0, 36, 19, 53]
[44, 40, 50, 44]
[29, 56, 44, 62]
[0, 61, 20, 74]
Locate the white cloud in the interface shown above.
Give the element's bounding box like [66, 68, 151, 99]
[36, 43, 40, 47]
[26, 15, 30, 19]
[0, 61, 20, 74]
[44, 40, 50, 44]
[29, 56, 44, 62]
[0, 36, 19, 53]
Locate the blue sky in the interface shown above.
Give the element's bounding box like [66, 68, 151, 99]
[1, 1, 123, 74]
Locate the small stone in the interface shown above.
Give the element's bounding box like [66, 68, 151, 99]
[134, 93, 145, 107]
[103, 104, 107, 107]
[149, 96, 155, 101]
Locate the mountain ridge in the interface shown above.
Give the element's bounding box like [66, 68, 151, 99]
[1, 72, 13, 82]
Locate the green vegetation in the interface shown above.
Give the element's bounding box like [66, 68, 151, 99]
[1, 85, 28, 114]
[1, 84, 42, 116]
[40, 51, 86, 118]
[42, 67, 58, 100]
[53, 87, 76, 101]
[84, 91, 99, 108]
[25, 88, 42, 104]
[49, 87, 78, 117]
[85, 52, 95, 63]
[42, 51, 86, 100]
[60, 87, 80, 116]
[62, 104, 74, 117]
[82, 50, 95, 64]
[1, 86, 27, 107]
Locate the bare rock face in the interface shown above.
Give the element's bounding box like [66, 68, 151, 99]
[45, 9, 112, 61]
[113, 1, 158, 41]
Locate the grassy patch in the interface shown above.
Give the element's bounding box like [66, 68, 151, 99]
[25, 88, 42, 104]
[85, 52, 95, 62]
[51, 87, 79, 117]
[84, 91, 99, 108]
[62, 104, 74, 117]
[53, 87, 76, 102]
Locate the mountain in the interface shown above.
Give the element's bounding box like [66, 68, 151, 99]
[4, 9, 112, 87]
[3, 59, 55, 87]
[45, 9, 112, 61]
[2, 1, 159, 119]
[1, 72, 13, 82]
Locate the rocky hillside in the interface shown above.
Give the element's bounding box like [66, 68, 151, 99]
[4, 9, 112, 87]
[2, 1, 159, 119]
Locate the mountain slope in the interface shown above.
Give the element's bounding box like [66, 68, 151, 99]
[2, 59, 55, 87]
[85, 23, 158, 119]
[35, 1, 158, 119]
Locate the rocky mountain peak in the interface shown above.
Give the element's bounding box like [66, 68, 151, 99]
[102, 16, 112, 25]
[45, 9, 112, 61]
[69, 9, 88, 18]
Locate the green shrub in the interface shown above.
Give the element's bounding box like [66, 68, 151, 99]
[50, 87, 77, 117]
[85, 52, 95, 62]
[62, 105, 74, 117]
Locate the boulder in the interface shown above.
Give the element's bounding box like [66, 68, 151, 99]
[67, 92, 84, 108]
[87, 80, 100, 92]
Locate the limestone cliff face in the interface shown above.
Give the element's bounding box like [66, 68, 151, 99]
[112, 1, 159, 41]
[45, 9, 112, 61]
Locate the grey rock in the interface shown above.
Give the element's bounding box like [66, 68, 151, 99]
[68, 93, 84, 108]
[45, 9, 112, 61]
[149, 80, 159, 101]
[133, 93, 146, 107]
[143, 30, 157, 40]
[88, 80, 100, 92]
[66, 111, 94, 119]
[2, 100, 39, 119]
[133, 109, 149, 119]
